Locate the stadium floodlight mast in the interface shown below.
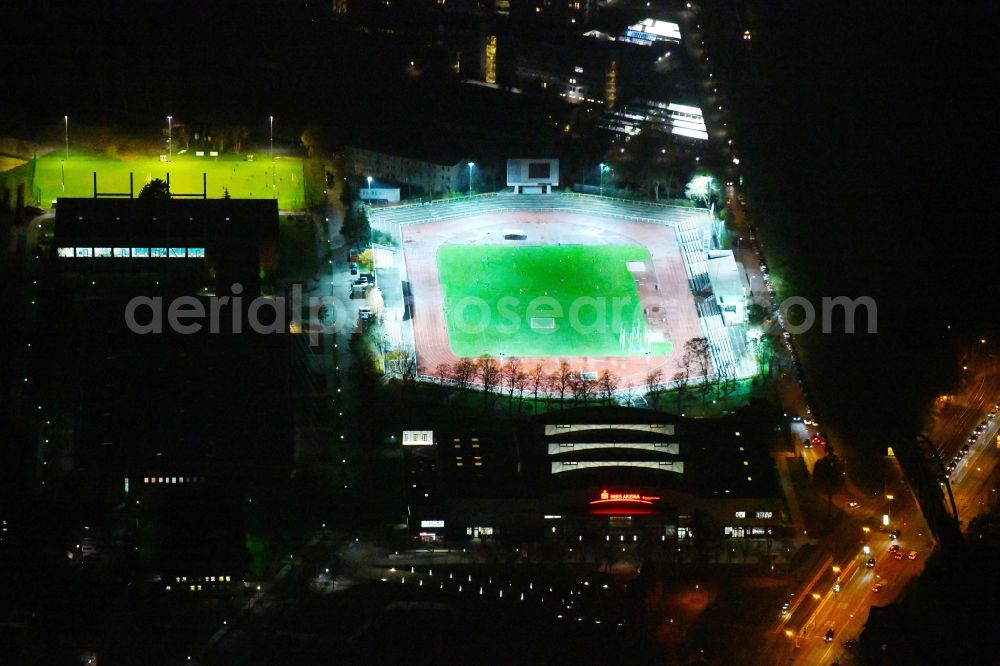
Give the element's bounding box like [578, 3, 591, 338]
[61, 115, 69, 192]
[166, 116, 173, 162]
[599, 162, 606, 197]
[467, 162, 475, 196]
[269, 116, 276, 195]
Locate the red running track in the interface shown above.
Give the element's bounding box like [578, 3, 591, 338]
[401, 210, 704, 389]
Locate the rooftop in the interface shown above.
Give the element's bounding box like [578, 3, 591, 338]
[707, 250, 746, 303]
[376, 267, 404, 310]
[54, 197, 278, 246]
[347, 139, 468, 169]
[530, 407, 783, 499]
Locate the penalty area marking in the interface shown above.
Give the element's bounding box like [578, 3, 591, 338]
[530, 317, 556, 329]
[627, 261, 647, 272]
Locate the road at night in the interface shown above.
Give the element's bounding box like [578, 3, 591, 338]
[749, 356, 1000, 665]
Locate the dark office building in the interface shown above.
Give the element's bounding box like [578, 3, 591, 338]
[33, 196, 292, 583]
[51, 197, 279, 297]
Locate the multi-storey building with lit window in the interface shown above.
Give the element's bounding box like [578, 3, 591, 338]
[345, 145, 470, 198]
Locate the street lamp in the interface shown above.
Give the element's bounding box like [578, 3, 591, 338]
[364, 176, 375, 249]
[269, 116, 274, 162]
[166, 116, 173, 162]
[64, 115, 69, 161]
[599, 162, 606, 196]
[467, 162, 475, 196]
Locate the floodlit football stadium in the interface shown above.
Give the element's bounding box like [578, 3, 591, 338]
[370, 181, 754, 391]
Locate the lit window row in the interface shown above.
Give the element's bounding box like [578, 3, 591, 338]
[466, 526, 494, 536]
[57, 247, 205, 258]
[174, 575, 232, 583]
[734, 510, 773, 519]
[724, 526, 772, 537]
[144, 476, 204, 484]
[551, 460, 684, 474]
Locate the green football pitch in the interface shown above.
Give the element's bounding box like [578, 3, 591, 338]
[30, 152, 306, 209]
[437, 244, 673, 358]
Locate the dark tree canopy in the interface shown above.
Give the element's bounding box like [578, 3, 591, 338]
[813, 454, 846, 518]
[138, 178, 171, 200]
[341, 205, 371, 245]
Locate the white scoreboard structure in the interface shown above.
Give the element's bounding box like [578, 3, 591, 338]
[506, 158, 559, 194]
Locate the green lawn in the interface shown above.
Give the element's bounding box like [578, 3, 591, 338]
[438, 244, 673, 358]
[30, 151, 307, 209]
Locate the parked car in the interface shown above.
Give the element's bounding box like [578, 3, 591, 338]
[350, 262, 359, 275]
[824, 628, 835, 643]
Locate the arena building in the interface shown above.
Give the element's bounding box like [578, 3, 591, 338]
[401, 406, 787, 546]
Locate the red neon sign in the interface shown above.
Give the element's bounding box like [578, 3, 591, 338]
[589, 489, 661, 507]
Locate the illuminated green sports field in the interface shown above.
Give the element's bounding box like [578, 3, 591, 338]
[31, 152, 307, 209]
[437, 244, 673, 358]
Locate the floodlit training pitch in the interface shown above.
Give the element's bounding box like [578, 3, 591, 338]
[30, 152, 306, 209]
[438, 244, 673, 358]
